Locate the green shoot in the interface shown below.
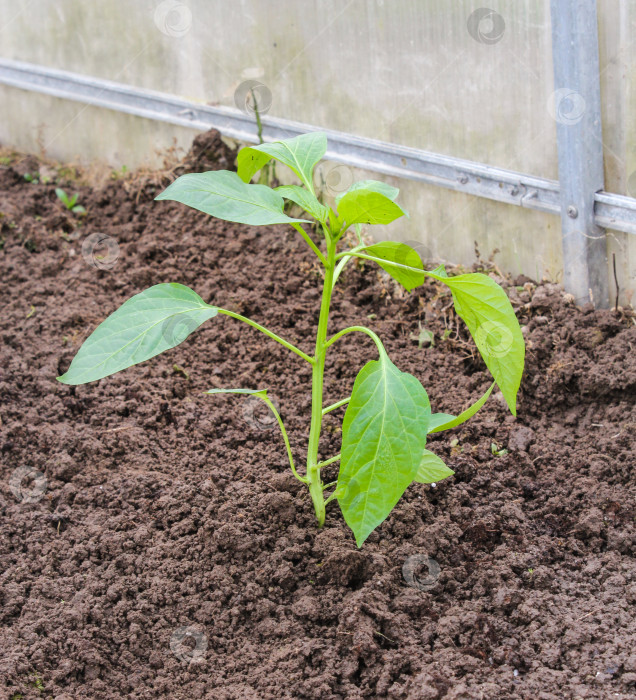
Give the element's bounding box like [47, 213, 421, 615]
[57, 132, 525, 547]
[55, 188, 86, 215]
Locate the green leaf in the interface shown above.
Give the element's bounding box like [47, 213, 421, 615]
[357, 241, 425, 290]
[428, 382, 495, 433]
[275, 185, 329, 222]
[413, 449, 454, 484]
[335, 179, 400, 205]
[336, 188, 408, 226]
[337, 354, 431, 547]
[57, 283, 217, 385]
[206, 388, 268, 398]
[237, 132, 327, 190]
[426, 272, 524, 414]
[55, 187, 68, 205]
[427, 413, 456, 432]
[428, 263, 448, 278]
[155, 170, 309, 226]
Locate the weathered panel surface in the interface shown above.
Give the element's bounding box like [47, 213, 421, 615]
[0, 1, 632, 300]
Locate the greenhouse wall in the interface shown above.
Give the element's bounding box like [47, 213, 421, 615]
[0, 0, 634, 303]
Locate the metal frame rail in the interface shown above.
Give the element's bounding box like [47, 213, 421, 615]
[0, 3, 630, 306]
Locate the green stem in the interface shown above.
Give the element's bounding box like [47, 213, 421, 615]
[335, 250, 425, 281]
[332, 244, 364, 290]
[317, 454, 341, 468]
[324, 490, 340, 506]
[291, 223, 327, 266]
[322, 397, 350, 415]
[250, 88, 264, 144]
[305, 237, 337, 526]
[325, 325, 385, 357]
[216, 308, 314, 365]
[257, 395, 307, 483]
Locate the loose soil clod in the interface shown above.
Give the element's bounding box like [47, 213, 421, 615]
[1, 133, 635, 699]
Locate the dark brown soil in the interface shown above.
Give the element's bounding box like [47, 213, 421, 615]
[1, 132, 635, 700]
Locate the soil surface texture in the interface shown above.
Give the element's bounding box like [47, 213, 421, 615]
[1, 132, 635, 699]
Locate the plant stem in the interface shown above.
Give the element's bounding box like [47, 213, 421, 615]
[322, 397, 350, 415]
[332, 242, 365, 290]
[321, 480, 338, 490]
[256, 395, 307, 483]
[317, 453, 341, 468]
[216, 308, 314, 364]
[305, 237, 337, 526]
[250, 88, 265, 145]
[335, 250, 426, 281]
[323, 489, 340, 506]
[325, 325, 385, 357]
[291, 223, 328, 266]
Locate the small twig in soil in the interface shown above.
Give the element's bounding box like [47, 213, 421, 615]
[373, 630, 397, 644]
[613, 253, 619, 312]
[577, 609, 601, 622]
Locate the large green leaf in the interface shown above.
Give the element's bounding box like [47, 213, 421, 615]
[337, 354, 431, 547]
[335, 179, 400, 205]
[356, 241, 425, 291]
[237, 132, 327, 190]
[57, 283, 217, 385]
[426, 272, 524, 414]
[413, 449, 455, 484]
[155, 170, 308, 226]
[275, 185, 329, 222]
[428, 382, 495, 433]
[336, 187, 408, 226]
[335, 247, 525, 413]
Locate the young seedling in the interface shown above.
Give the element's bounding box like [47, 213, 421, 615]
[24, 172, 51, 185]
[55, 188, 86, 215]
[57, 132, 525, 546]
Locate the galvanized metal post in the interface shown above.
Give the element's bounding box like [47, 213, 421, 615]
[550, 0, 609, 307]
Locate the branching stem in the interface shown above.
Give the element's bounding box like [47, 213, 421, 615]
[305, 237, 337, 526]
[255, 394, 307, 484]
[325, 325, 385, 357]
[322, 397, 350, 415]
[317, 454, 341, 468]
[291, 223, 328, 266]
[216, 308, 314, 364]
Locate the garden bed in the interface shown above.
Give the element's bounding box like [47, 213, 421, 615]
[1, 132, 635, 699]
